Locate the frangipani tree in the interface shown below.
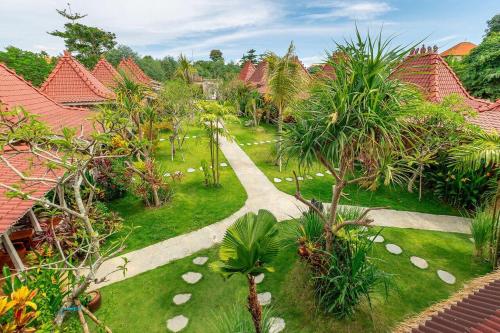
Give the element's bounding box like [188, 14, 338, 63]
[211, 210, 280, 333]
[283, 30, 416, 251]
[265, 42, 306, 172]
[198, 101, 237, 186]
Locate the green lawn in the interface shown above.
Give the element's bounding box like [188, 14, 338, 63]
[80, 225, 490, 333]
[106, 126, 247, 252]
[226, 121, 459, 216]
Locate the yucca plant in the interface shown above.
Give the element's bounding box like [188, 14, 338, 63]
[210, 210, 280, 333]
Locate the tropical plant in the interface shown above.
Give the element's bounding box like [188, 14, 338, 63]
[265, 42, 307, 171]
[0, 285, 39, 332]
[0, 46, 55, 86]
[210, 210, 280, 333]
[208, 304, 276, 333]
[199, 101, 237, 186]
[470, 209, 493, 258]
[175, 54, 197, 83]
[283, 29, 416, 251]
[313, 237, 389, 319]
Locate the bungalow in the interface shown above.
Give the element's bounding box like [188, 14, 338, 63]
[440, 41, 477, 61]
[118, 57, 161, 91]
[40, 51, 115, 107]
[0, 62, 93, 271]
[92, 56, 121, 89]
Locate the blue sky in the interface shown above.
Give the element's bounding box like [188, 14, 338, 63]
[0, 0, 498, 66]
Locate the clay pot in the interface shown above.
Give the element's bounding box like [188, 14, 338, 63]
[87, 290, 102, 312]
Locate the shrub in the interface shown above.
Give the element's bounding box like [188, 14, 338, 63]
[470, 209, 494, 258]
[313, 237, 389, 319]
[208, 304, 276, 333]
[93, 158, 128, 201]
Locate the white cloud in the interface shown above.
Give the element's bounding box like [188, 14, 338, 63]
[306, 1, 392, 20]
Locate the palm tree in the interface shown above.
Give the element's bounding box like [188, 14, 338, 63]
[450, 132, 500, 266]
[210, 210, 280, 333]
[175, 54, 196, 84]
[265, 42, 306, 172]
[282, 30, 416, 251]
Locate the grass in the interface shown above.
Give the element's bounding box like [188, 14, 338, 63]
[106, 126, 247, 252]
[226, 120, 459, 216]
[75, 225, 490, 333]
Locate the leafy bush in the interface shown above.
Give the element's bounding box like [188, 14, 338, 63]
[313, 238, 389, 319]
[470, 209, 494, 258]
[208, 304, 276, 333]
[93, 158, 128, 201]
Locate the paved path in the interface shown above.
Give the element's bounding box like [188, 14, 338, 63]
[91, 136, 470, 290]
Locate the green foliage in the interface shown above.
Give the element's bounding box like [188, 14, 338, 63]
[194, 59, 240, 80]
[176, 54, 197, 83]
[313, 238, 390, 319]
[208, 304, 275, 333]
[0, 46, 55, 86]
[49, 5, 116, 68]
[210, 210, 280, 278]
[209, 49, 223, 62]
[138, 55, 165, 81]
[105, 45, 140, 66]
[160, 56, 178, 81]
[485, 14, 500, 36]
[241, 49, 260, 64]
[461, 32, 500, 100]
[470, 209, 493, 258]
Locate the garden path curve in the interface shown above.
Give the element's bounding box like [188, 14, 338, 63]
[90, 136, 470, 290]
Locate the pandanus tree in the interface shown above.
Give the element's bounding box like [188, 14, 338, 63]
[282, 30, 416, 251]
[450, 132, 500, 266]
[265, 42, 307, 171]
[199, 101, 237, 186]
[211, 210, 280, 333]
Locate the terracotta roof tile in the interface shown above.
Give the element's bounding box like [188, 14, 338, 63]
[391, 49, 500, 132]
[247, 60, 269, 94]
[238, 61, 256, 81]
[440, 42, 477, 57]
[117, 57, 152, 86]
[0, 145, 65, 233]
[0, 62, 94, 134]
[41, 51, 115, 105]
[92, 57, 121, 88]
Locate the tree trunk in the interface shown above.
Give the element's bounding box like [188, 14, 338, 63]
[247, 275, 262, 333]
[209, 122, 216, 185]
[216, 120, 220, 185]
[277, 104, 283, 173]
[152, 186, 161, 207]
[326, 180, 345, 252]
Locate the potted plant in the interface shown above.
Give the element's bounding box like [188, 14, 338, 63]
[80, 290, 102, 312]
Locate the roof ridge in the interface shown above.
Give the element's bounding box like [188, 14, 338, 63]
[64, 53, 114, 99]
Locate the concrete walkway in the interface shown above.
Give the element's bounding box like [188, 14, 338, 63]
[91, 136, 470, 289]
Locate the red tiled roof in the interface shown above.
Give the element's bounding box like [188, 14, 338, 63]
[411, 276, 500, 333]
[41, 51, 115, 105]
[440, 42, 477, 57]
[238, 61, 256, 81]
[0, 62, 94, 134]
[0, 145, 65, 233]
[117, 57, 152, 85]
[247, 60, 269, 94]
[391, 48, 500, 132]
[92, 57, 121, 88]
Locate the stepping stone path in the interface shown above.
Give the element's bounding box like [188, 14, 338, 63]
[254, 273, 265, 284]
[220, 162, 228, 167]
[254, 142, 259, 145]
[266, 140, 271, 143]
[260, 141, 265, 144]
[187, 168, 196, 173]
[315, 172, 324, 177]
[410, 256, 428, 269]
[385, 244, 403, 255]
[166, 315, 188, 332]
[192, 136, 197, 138]
[185, 136, 190, 139]
[269, 317, 286, 333]
[192, 256, 208, 266]
[437, 270, 456, 284]
[159, 138, 166, 142]
[247, 143, 252, 145]
[164, 173, 171, 177]
[306, 175, 313, 180]
[173, 293, 191, 305]
[240, 143, 244, 146]
[325, 170, 332, 174]
[367, 235, 384, 243]
[297, 176, 304, 181]
[258, 292, 272, 306]
[273, 178, 282, 183]
[182, 272, 202, 284]
[285, 177, 293, 182]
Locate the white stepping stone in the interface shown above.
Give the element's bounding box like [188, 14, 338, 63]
[182, 272, 202, 284]
[192, 256, 208, 265]
[297, 176, 304, 181]
[164, 173, 171, 177]
[254, 273, 265, 284]
[385, 244, 402, 255]
[410, 256, 428, 269]
[247, 143, 252, 146]
[159, 138, 166, 142]
[257, 292, 272, 306]
[185, 136, 190, 139]
[266, 140, 271, 143]
[269, 317, 286, 333]
[166, 315, 188, 332]
[367, 235, 384, 243]
[315, 172, 324, 177]
[192, 135, 197, 138]
[285, 177, 293, 182]
[437, 270, 456, 284]
[199, 167, 203, 171]
[173, 293, 191, 305]
[273, 139, 278, 142]
[187, 168, 195, 173]
[325, 170, 332, 174]
[260, 141, 265, 144]
[306, 175, 313, 180]
[220, 162, 228, 167]
[273, 178, 282, 183]
[240, 143, 244, 146]
[254, 142, 259, 145]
